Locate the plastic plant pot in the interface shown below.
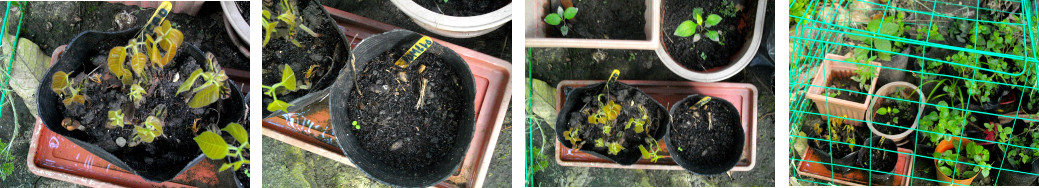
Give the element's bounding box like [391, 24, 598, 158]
[219, 1, 249, 46]
[388, 0, 511, 38]
[328, 30, 476, 187]
[865, 81, 925, 146]
[554, 81, 670, 165]
[666, 94, 744, 175]
[934, 138, 980, 186]
[994, 151, 1039, 186]
[524, 0, 661, 49]
[553, 80, 757, 171]
[855, 136, 899, 185]
[654, 0, 766, 82]
[795, 147, 915, 186]
[805, 54, 881, 126]
[36, 28, 246, 182]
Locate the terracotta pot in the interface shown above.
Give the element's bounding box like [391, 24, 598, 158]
[805, 54, 882, 126]
[654, 0, 767, 82]
[524, 0, 661, 49]
[934, 138, 979, 186]
[866, 81, 925, 145]
[389, 0, 511, 38]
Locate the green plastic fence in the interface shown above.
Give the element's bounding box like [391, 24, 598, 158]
[791, 0, 1039, 186]
[0, 1, 24, 118]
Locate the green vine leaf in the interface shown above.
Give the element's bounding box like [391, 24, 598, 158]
[194, 131, 229, 160]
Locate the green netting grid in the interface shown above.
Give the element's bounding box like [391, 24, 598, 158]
[790, 0, 1039, 186]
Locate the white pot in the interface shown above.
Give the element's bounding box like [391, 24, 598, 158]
[655, 0, 766, 82]
[866, 81, 926, 146]
[219, 1, 249, 46]
[389, 0, 512, 38]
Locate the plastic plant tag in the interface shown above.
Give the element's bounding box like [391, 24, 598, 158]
[394, 36, 434, 68]
[136, 1, 172, 42]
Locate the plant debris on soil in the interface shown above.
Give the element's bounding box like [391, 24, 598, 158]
[59, 49, 222, 177]
[564, 82, 664, 160]
[413, 0, 509, 17]
[262, 0, 347, 117]
[546, 0, 646, 40]
[669, 95, 742, 169]
[662, 0, 751, 71]
[346, 41, 466, 170]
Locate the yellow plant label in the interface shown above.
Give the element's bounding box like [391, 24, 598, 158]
[394, 36, 434, 68]
[136, 1, 173, 41]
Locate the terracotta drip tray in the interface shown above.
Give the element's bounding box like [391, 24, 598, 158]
[796, 147, 915, 186]
[27, 118, 234, 187]
[553, 80, 758, 171]
[261, 7, 512, 188]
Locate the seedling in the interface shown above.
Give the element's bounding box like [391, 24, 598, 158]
[108, 110, 127, 129]
[262, 64, 298, 112]
[563, 126, 582, 146]
[194, 123, 250, 176]
[624, 106, 648, 133]
[128, 83, 146, 106]
[543, 6, 578, 36]
[638, 137, 663, 162]
[352, 121, 360, 130]
[51, 71, 86, 106]
[262, 0, 320, 47]
[607, 142, 625, 155]
[177, 53, 230, 108]
[876, 107, 899, 115]
[134, 115, 164, 143]
[674, 8, 725, 45]
[849, 62, 876, 92]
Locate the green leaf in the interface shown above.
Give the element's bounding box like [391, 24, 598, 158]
[877, 108, 888, 115]
[563, 7, 578, 20]
[879, 22, 898, 36]
[705, 14, 722, 27]
[939, 166, 953, 176]
[281, 65, 297, 91]
[674, 20, 697, 37]
[267, 99, 292, 112]
[219, 163, 233, 171]
[194, 131, 229, 160]
[544, 13, 562, 26]
[177, 69, 204, 95]
[875, 39, 892, 53]
[706, 30, 720, 42]
[693, 8, 703, 20]
[560, 25, 569, 36]
[188, 84, 221, 108]
[221, 123, 249, 144]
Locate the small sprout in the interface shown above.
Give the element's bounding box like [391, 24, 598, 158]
[607, 142, 625, 155]
[262, 0, 320, 47]
[563, 127, 582, 146]
[674, 8, 725, 45]
[638, 140, 664, 163]
[108, 110, 126, 128]
[353, 121, 360, 130]
[678, 147, 684, 152]
[263, 65, 298, 112]
[594, 138, 604, 148]
[195, 123, 250, 173]
[602, 125, 612, 135]
[695, 96, 712, 107]
[133, 116, 165, 143]
[876, 107, 900, 115]
[128, 83, 146, 106]
[544, 6, 578, 36]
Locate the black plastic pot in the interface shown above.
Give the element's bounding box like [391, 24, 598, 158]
[329, 30, 476, 187]
[665, 94, 743, 175]
[554, 82, 669, 165]
[995, 153, 1039, 186]
[856, 136, 897, 184]
[36, 28, 246, 182]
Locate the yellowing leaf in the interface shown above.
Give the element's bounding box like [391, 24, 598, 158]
[266, 99, 292, 112]
[51, 71, 69, 95]
[219, 163, 233, 171]
[135, 126, 157, 143]
[177, 69, 204, 95]
[107, 47, 127, 77]
[282, 65, 296, 91]
[194, 131, 228, 160]
[130, 53, 147, 76]
[188, 84, 221, 108]
[221, 123, 248, 144]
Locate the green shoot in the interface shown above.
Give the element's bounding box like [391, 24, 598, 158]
[195, 123, 251, 175]
[108, 110, 127, 129]
[675, 8, 725, 45]
[544, 6, 578, 36]
[176, 53, 229, 108]
[262, 65, 298, 112]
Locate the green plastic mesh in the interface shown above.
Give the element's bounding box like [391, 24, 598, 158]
[1, 1, 24, 118]
[791, 0, 1039, 186]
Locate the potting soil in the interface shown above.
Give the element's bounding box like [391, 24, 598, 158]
[662, 0, 750, 71]
[669, 95, 742, 169]
[546, 0, 646, 40]
[414, 0, 509, 17]
[565, 82, 663, 159]
[346, 42, 465, 170]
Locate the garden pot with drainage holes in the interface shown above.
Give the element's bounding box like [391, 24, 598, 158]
[665, 94, 743, 175]
[390, 0, 511, 38]
[855, 136, 898, 185]
[866, 81, 925, 146]
[805, 54, 881, 126]
[655, 0, 766, 82]
[554, 81, 670, 166]
[36, 28, 246, 182]
[329, 30, 476, 187]
[262, 0, 351, 118]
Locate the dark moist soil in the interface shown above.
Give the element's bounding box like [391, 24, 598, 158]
[236, 1, 250, 22]
[858, 136, 896, 173]
[262, 0, 348, 117]
[565, 83, 662, 157]
[826, 75, 867, 103]
[545, 0, 646, 40]
[662, 0, 749, 71]
[235, 149, 250, 187]
[413, 0, 509, 17]
[669, 95, 742, 167]
[345, 43, 465, 171]
[872, 92, 919, 135]
[59, 50, 223, 177]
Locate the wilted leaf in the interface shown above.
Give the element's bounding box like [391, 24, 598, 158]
[177, 69, 204, 95]
[108, 46, 127, 76]
[194, 131, 229, 160]
[130, 53, 147, 76]
[51, 71, 69, 95]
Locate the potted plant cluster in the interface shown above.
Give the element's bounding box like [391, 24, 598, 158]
[656, 0, 765, 82]
[993, 121, 1039, 185]
[666, 94, 744, 175]
[261, 0, 349, 117]
[554, 70, 670, 165]
[806, 116, 867, 173]
[329, 30, 476, 187]
[36, 5, 245, 182]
